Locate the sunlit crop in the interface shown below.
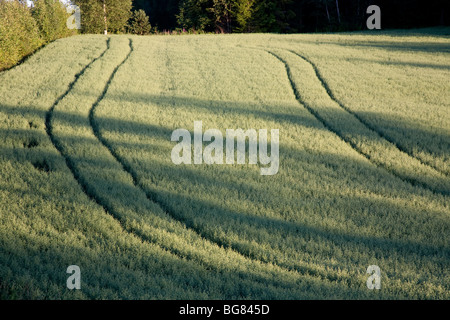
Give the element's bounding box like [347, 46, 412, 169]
[1, 29, 449, 299]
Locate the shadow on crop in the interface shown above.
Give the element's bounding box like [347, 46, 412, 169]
[1, 99, 449, 299]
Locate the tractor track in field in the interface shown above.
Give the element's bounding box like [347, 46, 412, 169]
[44, 38, 292, 287]
[45, 37, 111, 200]
[263, 48, 449, 197]
[288, 49, 449, 178]
[44, 38, 136, 228]
[44, 38, 167, 261]
[44, 38, 194, 267]
[43, 36, 312, 288]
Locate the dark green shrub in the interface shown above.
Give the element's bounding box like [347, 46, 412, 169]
[128, 9, 151, 35]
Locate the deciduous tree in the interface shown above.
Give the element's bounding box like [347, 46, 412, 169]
[74, 0, 131, 34]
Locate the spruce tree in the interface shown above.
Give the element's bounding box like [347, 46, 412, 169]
[129, 9, 152, 34]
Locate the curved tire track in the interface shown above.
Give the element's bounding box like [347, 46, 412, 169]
[289, 49, 449, 178]
[46, 38, 110, 142]
[264, 48, 449, 196]
[45, 38, 182, 259]
[45, 38, 140, 233]
[46, 38, 193, 261]
[44, 36, 329, 290]
[44, 38, 305, 291]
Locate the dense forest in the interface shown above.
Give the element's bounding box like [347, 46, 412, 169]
[132, 0, 450, 33]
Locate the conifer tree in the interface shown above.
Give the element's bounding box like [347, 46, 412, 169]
[129, 9, 152, 34]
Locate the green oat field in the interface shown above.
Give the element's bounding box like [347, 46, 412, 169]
[0, 28, 449, 299]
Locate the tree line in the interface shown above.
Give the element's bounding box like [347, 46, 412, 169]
[133, 0, 449, 33]
[43, 0, 450, 35]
